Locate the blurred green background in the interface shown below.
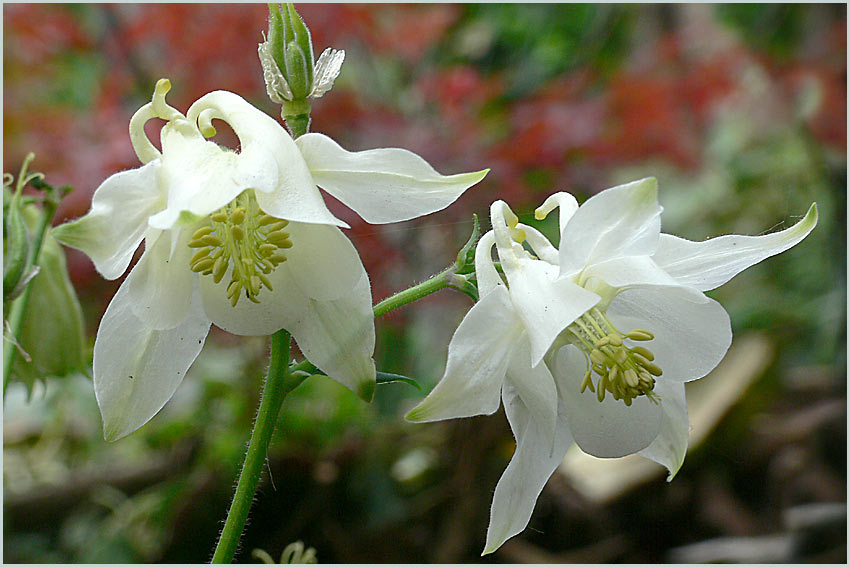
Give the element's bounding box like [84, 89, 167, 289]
[3, 4, 845, 563]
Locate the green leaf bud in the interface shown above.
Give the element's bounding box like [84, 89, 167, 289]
[284, 3, 314, 85]
[10, 219, 87, 395]
[454, 213, 480, 275]
[266, 3, 287, 76]
[3, 192, 30, 300]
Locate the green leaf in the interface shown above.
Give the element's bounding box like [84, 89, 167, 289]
[376, 371, 422, 391]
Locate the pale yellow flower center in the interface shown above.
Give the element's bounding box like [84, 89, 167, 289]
[565, 307, 661, 406]
[188, 191, 292, 306]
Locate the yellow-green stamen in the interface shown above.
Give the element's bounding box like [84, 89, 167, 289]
[187, 192, 292, 306]
[566, 307, 661, 406]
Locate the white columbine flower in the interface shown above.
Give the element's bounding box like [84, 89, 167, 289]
[406, 178, 817, 554]
[54, 78, 487, 441]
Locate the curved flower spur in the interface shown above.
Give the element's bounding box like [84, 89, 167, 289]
[406, 177, 817, 554]
[54, 79, 487, 441]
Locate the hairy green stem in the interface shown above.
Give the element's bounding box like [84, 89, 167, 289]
[373, 267, 454, 318]
[285, 268, 461, 379]
[211, 329, 305, 563]
[211, 104, 313, 564]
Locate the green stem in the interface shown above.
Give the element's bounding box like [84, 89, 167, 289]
[284, 109, 311, 139]
[211, 329, 305, 564]
[285, 268, 462, 379]
[3, 198, 58, 395]
[373, 267, 454, 318]
[211, 102, 314, 564]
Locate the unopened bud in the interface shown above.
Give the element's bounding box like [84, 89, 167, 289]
[259, 2, 345, 120]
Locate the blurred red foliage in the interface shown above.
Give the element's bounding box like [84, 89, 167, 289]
[3, 4, 845, 321]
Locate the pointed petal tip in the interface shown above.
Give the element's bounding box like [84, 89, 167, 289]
[472, 168, 490, 182]
[663, 458, 684, 482]
[481, 536, 504, 556]
[804, 202, 818, 226]
[357, 378, 375, 403]
[404, 402, 428, 422]
[444, 167, 489, 186]
[102, 420, 131, 443]
[633, 176, 658, 197]
[403, 395, 462, 422]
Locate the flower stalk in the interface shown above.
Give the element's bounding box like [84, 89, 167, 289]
[212, 97, 313, 565]
[373, 266, 455, 318]
[211, 330, 304, 564]
[374, 213, 481, 315]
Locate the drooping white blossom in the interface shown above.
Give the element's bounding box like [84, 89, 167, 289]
[55, 79, 487, 441]
[407, 178, 817, 553]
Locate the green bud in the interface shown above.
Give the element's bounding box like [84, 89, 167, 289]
[3, 153, 44, 302]
[454, 213, 480, 275]
[283, 4, 314, 91]
[266, 3, 315, 101]
[10, 214, 87, 395]
[266, 3, 286, 75]
[3, 191, 30, 300]
[284, 40, 311, 100]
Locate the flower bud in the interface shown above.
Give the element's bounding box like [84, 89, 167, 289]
[3, 190, 30, 300]
[10, 208, 86, 395]
[281, 4, 314, 100]
[263, 3, 314, 101]
[259, 2, 345, 128]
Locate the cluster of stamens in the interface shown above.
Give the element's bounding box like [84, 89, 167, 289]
[187, 192, 292, 306]
[567, 308, 662, 406]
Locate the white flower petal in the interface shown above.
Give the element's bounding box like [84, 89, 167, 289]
[506, 258, 600, 366]
[186, 91, 347, 228]
[552, 346, 664, 458]
[406, 287, 521, 422]
[258, 40, 292, 103]
[483, 382, 573, 555]
[199, 241, 376, 400]
[490, 199, 530, 276]
[559, 177, 662, 276]
[638, 380, 689, 480]
[126, 229, 196, 330]
[283, 222, 364, 301]
[148, 124, 274, 230]
[286, 271, 377, 401]
[518, 224, 559, 265]
[505, 339, 558, 452]
[652, 203, 818, 291]
[199, 259, 305, 337]
[295, 132, 488, 224]
[94, 278, 210, 441]
[310, 48, 345, 99]
[534, 191, 579, 236]
[52, 161, 164, 280]
[607, 285, 732, 383]
[584, 255, 678, 289]
[473, 231, 503, 297]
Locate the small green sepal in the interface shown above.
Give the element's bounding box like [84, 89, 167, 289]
[454, 213, 480, 275]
